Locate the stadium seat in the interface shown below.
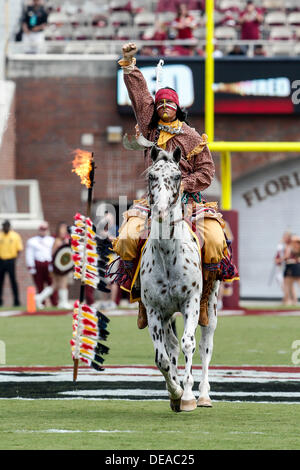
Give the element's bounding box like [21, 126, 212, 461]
[294, 42, 300, 55]
[193, 27, 207, 39]
[271, 43, 294, 56]
[44, 24, 57, 41]
[52, 24, 73, 40]
[86, 43, 108, 54]
[64, 42, 87, 54]
[70, 13, 94, 26]
[47, 12, 70, 25]
[93, 26, 115, 39]
[218, 0, 243, 12]
[134, 12, 156, 27]
[157, 12, 177, 25]
[110, 0, 132, 11]
[110, 11, 132, 26]
[116, 27, 139, 40]
[269, 26, 294, 40]
[59, 2, 79, 15]
[215, 25, 237, 39]
[265, 11, 287, 26]
[287, 12, 300, 26]
[72, 26, 95, 40]
[262, 0, 283, 8]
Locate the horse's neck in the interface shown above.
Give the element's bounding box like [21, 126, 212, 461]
[150, 201, 187, 249]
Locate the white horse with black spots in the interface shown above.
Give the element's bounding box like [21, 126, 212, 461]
[140, 146, 219, 412]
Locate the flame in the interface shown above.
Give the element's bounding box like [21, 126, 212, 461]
[72, 149, 93, 188]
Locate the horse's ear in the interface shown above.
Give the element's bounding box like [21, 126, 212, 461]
[150, 145, 160, 162]
[173, 146, 182, 164]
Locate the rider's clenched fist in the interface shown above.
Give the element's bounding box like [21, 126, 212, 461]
[122, 42, 138, 58]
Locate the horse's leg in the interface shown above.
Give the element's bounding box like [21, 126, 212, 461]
[180, 297, 199, 412]
[147, 309, 183, 409]
[163, 317, 181, 412]
[198, 280, 219, 407]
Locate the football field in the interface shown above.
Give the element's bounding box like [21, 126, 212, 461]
[0, 308, 300, 450]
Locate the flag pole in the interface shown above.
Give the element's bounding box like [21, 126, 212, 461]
[73, 153, 95, 382]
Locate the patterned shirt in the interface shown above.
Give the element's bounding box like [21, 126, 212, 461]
[123, 66, 215, 194]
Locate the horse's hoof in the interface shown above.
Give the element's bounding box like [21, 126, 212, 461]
[170, 397, 182, 413]
[197, 397, 212, 407]
[180, 398, 197, 412]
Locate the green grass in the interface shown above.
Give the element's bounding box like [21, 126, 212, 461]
[1, 312, 300, 450]
[0, 313, 298, 366]
[0, 400, 299, 450]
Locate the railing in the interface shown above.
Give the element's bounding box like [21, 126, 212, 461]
[7, 39, 300, 58]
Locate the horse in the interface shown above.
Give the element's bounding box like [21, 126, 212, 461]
[140, 145, 219, 412]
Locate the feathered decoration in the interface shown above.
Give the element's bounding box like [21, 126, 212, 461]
[70, 212, 111, 292]
[70, 301, 110, 371]
[156, 59, 164, 93]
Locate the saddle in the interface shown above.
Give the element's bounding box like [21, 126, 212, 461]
[106, 201, 239, 303]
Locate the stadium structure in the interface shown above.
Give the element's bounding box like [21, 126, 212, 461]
[1, 0, 300, 304]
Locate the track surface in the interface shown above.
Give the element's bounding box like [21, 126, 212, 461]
[1, 365, 300, 403]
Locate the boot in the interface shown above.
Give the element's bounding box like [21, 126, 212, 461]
[137, 300, 148, 329]
[199, 271, 217, 327]
[35, 286, 54, 310]
[57, 288, 72, 310]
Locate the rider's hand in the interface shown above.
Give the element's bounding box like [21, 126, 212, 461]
[122, 42, 138, 59]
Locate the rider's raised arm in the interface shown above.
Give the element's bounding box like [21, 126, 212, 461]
[119, 43, 154, 137]
[182, 144, 215, 194]
[123, 66, 155, 137]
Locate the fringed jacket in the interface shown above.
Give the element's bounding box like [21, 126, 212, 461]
[123, 65, 215, 195]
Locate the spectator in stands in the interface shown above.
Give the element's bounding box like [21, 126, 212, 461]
[156, 0, 179, 13]
[26, 221, 57, 308]
[142, 21, 168, 56]
[22, 0, 48, 54]
[0, 220, 23, 307]
[213, 44, 224, 58]
[166, 40, 198, 57]
[172, 3, 197, 40]
[239, 1, 264, 40]
[254, 44, 267, 56]
[138, 45, 156, 57]
[228, 45, 246, 56]
[156, 0, 203, 12]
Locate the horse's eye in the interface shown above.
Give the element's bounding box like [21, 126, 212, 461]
[149, 174, 156, 181]
[174, 174, 181, 180]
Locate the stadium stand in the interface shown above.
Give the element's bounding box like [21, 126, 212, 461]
[6, 0, 300, 57]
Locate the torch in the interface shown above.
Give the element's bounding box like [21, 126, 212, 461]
[70, 149, 110, 382]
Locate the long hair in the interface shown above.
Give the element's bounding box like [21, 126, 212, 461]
[149, 87, 189, 129]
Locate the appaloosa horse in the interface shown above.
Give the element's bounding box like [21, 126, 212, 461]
[140, 146, 219, 412]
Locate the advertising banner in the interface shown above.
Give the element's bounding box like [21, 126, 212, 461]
[117, 57, 300, 115]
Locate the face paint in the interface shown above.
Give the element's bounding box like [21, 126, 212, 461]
[156, 100, 177, 120]
[162, 99, 168, 120]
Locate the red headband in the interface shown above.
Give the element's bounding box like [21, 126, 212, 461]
[155, 88, 179, 106]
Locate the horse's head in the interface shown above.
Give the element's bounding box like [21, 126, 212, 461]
[148, 146, 182, 222]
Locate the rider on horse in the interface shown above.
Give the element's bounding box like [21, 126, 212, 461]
[112, 43, 237, 329]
